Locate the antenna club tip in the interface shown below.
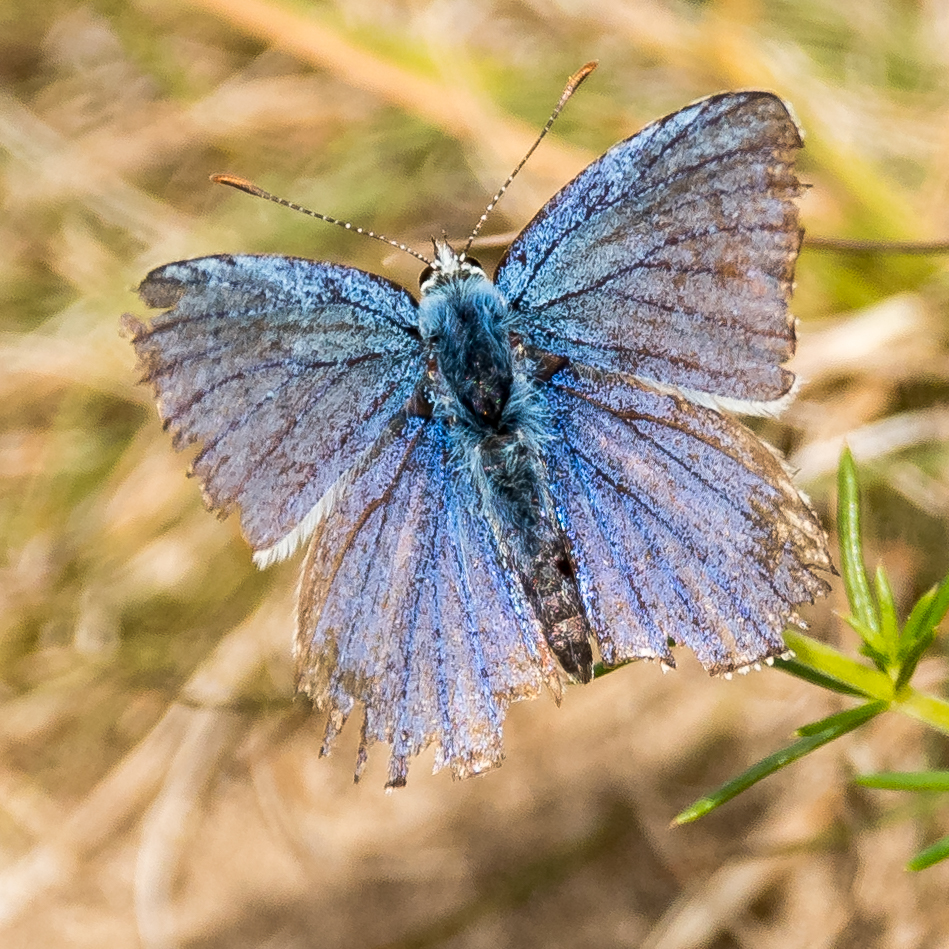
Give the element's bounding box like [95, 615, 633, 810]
[210, 173, 260, 196]
[570, 61, 599, 86]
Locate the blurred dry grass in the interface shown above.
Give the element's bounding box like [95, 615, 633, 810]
[2, 1, 949, 947]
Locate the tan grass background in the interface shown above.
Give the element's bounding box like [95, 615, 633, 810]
[2, 1, 949, 947]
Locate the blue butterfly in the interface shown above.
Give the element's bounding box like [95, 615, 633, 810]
[124, 65, 832, 787]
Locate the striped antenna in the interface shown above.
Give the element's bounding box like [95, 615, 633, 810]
[210, 174, 433, 266]
[462, 61, 598, 257]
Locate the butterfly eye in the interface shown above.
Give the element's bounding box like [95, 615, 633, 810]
[419, 265, 435, 289]
[463, 256, 483, 271]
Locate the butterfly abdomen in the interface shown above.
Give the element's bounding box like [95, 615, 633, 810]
[420, 271, 593, 683]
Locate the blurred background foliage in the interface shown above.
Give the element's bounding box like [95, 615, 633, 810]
[1, 1, 949, 947]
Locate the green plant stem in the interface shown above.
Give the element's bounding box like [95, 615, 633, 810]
[897, 690, 949, 735]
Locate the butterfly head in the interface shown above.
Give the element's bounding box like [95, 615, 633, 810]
[419, 240, 485, 295]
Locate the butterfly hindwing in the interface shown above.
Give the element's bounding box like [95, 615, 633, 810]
[295, 415, 561, 787]
[123, 254, 424, 560]
[545, 362, 831, 674]
[496, 92, 803, 408]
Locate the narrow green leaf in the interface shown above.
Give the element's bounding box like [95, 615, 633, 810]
[782, 630, 895, 700]
[855, 770, 949, 792]
[907, 834, 949, 872]
[874, 566, 900, 656]
[674, 701, 886, 824]
[919, 571, 949, 636]
[842, 613, 889, 663]
[894, 629, 935, 692]
[773, 656, 873, 697]
[837, 448, 879, 634]
[795, 701, 889, 737]
[901, 588, 937, 649]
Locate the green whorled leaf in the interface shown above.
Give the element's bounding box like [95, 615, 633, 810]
[795, 702, 889, 737]
[901, 587, 938, 651]
[782, 630, 895, 699]
[855, 770, 949, 791]
[907, 834, 949, 872]
[674, 701, 887, 824]
[893, 628, 936, 692]
[919, 571, 949, 639]
[840, 612, 889, 669]
[874, 565, 900, 657]
[774, 656, 874, 698]
[837, 448, 880, 636]
[894, 573, 948, 688]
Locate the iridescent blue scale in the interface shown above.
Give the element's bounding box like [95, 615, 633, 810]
[124, 81, 832, 787]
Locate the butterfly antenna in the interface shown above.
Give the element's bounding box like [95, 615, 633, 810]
[210, 174, 433, 266]
[462, 60, 598, 257]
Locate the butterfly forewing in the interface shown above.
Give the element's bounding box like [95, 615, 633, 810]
[123, 255, 424, 558]
[495, 92, 803, 408]
[295, 416, 560, 787]
[546, 362, 831, 673]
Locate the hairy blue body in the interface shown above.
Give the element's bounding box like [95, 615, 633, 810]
[418, 250, 594, 682]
